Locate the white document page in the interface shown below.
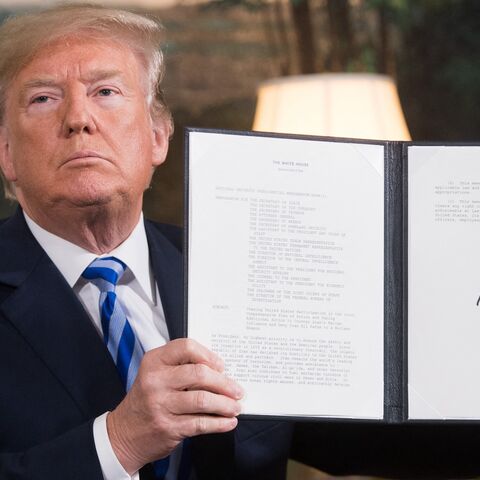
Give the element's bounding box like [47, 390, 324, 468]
[188, 131, 384, 419]
[408, 145, 480, 419]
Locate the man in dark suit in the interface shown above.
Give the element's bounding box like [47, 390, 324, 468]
[0, 208, 293, 479]
[4, 5, 480, 480]
[0, 4, 293, 479]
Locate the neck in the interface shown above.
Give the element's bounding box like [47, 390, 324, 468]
[21, 199, 142, 254]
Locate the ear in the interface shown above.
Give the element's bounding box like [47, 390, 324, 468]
[0, 126, 17, 182]
[151, 116, 171, 168]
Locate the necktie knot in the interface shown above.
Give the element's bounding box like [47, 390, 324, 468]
[82, 256, 127, 292]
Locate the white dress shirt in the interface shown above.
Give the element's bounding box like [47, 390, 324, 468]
[24, 212, 174, 480]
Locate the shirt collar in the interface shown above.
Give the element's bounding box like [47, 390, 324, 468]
[24, 212, 153, 302]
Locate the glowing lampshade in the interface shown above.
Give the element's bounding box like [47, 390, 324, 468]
[253, 73, 411, 141]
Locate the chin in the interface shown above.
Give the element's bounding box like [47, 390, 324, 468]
[67, 195, 115, 208]
[57, 183, 127, 209]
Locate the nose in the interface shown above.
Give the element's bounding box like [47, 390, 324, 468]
[62, 92, 97, 137]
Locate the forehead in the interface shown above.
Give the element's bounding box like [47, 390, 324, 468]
[12, 36, 144, 88]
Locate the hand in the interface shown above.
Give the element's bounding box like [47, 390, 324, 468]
[106, 338, 243, 474]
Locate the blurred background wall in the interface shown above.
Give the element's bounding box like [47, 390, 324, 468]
[0, 0, 478, 225]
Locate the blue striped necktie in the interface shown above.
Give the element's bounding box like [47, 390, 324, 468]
[82, 256, 143, 391]
[82, 256, 171, 478]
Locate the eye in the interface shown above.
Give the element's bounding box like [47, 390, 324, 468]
[97, 88, 116, 96]
[31, 95, 50, 104]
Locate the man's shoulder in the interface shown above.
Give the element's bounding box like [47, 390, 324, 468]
[144, 220, 183, 253]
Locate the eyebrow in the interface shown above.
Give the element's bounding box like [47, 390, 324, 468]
[18, 69, 127, 100]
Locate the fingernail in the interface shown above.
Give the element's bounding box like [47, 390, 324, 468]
[216, 358, 225, 372]
[234, 384, 244, 399]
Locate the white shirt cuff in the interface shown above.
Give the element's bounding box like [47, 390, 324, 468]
[93, 412, 140, 480]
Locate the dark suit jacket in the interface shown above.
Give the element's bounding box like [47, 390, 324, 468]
[0, 209, 292, 480]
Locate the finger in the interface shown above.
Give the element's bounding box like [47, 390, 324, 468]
[177, 414, 238, 438]
[171, 363, 243, 399]
[156, 338, 224, 372]
[167, 390, 242, 417]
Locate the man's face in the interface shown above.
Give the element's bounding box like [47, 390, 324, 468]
[0, 36, 169, 213]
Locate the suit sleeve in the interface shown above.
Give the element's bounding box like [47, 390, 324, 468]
[0, 420, 106, 480]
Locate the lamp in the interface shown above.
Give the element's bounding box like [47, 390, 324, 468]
[253, 73, 411, 141]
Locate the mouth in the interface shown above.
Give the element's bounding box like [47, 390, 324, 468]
[63, 151, 110, 165]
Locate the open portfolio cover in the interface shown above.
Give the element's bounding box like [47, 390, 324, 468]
[184, 128, 480, 423]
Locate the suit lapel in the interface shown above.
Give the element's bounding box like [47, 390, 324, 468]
[145, 221, 185, 340]
[0, 210, 125, 417]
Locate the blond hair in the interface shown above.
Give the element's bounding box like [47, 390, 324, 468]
[0, 3, 172, 200]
